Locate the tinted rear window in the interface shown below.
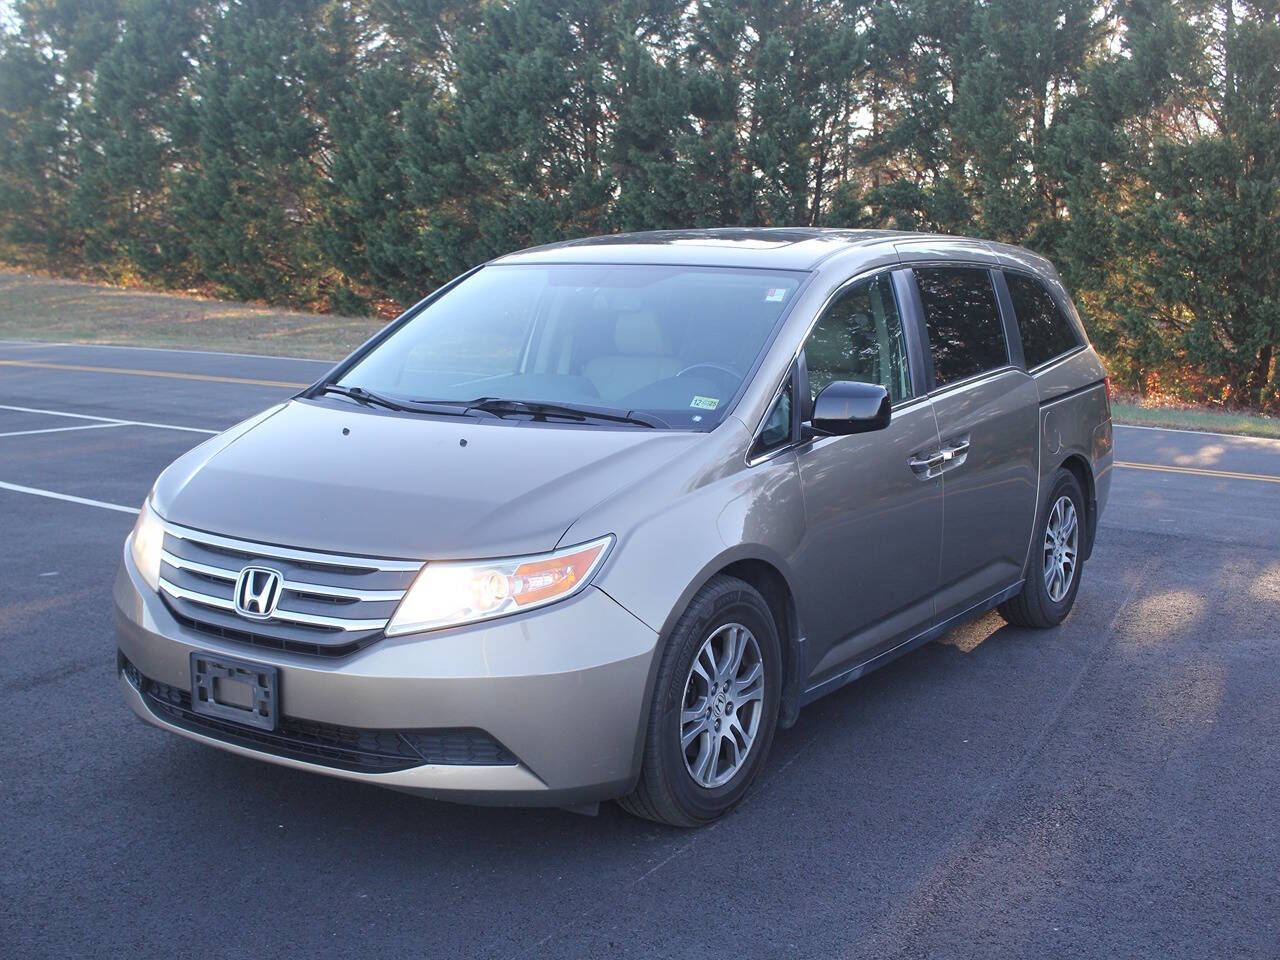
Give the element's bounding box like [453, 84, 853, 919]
[914, 267, 1008, 386]
[1005, 271, 1081, 368]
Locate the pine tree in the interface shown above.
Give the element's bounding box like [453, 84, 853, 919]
[0, 0, 122, 263]
[680, 0, 872, 227]
[0, 0, 1273, 408]
[71, 0, 203, 282]
[400, 0, 686, 281]
[320, 0, 478, 307]
[173, 0, 350, 305]
[1123, 0, 1280, 408]
[607, 30, 701, 229]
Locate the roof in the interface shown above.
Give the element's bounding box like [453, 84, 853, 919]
[492, 228, 923, 271]
[490, 227, 1057, 277]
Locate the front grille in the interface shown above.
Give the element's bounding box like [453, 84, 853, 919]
[168, 610, 365, 659]
[121, 653, 517, 772]
[156, 520, 422, 658]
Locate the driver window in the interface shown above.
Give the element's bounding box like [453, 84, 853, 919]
[804, 272, 912, 405]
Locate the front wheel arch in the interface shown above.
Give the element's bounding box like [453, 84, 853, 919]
[621, 548, 805, 793]
[654, 550, 804, 725]
[618, 573, 784, 825]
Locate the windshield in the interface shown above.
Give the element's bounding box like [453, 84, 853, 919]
[333, 263, 805, 429]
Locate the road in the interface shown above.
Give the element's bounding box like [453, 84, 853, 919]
[2, 340, 1278, 960]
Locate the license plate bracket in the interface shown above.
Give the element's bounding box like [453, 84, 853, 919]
[190, 652, 278, 731]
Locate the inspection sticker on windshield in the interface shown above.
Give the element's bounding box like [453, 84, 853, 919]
[690, 396, 720, 410]
[764, 287, 788, 302]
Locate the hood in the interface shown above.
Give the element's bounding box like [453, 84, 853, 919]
[152, 398, 705, 559]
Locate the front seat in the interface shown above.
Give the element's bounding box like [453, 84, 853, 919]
[582, 312, 680, 404]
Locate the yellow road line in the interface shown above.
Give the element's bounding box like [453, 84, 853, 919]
[0, 359, 307, 389]
[1115, 460, 1280, 484]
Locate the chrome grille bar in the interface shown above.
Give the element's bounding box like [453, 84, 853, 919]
[160, 549, 236, 582]
[162, 519, 422, 572]
[160, 549, 406, 601]
[158, 578, 394, 632]
[156, 520, 422, 639]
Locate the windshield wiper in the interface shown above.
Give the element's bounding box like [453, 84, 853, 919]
[319, 386, 665, 427]
[318, 384, 469, 417]
[464, 397, 663, 428]
[319, 383, 406, 410]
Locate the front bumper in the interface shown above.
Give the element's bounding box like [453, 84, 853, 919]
[115, 544, 660, 805]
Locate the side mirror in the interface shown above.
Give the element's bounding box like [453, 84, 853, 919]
[810, 381, 891, 435]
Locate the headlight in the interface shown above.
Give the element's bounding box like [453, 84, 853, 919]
[386, 535, 613, 636]
[129, 499, 165, 591]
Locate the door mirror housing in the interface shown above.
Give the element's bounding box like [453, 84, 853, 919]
[809, 381, 891, 435]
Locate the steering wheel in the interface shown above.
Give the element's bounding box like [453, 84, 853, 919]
[676, 362, 741, 382]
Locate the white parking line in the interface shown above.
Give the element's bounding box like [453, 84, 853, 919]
[0, 403, 219, 435]
[0, 480, 136, 514]
[0, 422, 128, 438]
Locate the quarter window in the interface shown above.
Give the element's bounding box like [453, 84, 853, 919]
[804, 272, 912, 405]
[753, 377, 794, 456]
[1005, 271, 1082, 369]
[914, 267, 1007, 387]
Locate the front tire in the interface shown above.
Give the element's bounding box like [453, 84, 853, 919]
[998, 467, 1086, 628]
[618, 575, 782, 827]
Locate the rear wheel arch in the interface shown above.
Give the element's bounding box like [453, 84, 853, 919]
[1059, 453, 1097, 558]
[1000, 465, 1087, 628]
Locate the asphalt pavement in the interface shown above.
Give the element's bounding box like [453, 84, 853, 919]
[2, 340, 1277, 960]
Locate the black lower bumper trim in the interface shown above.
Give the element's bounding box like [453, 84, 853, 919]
[120, 651, 518, 773]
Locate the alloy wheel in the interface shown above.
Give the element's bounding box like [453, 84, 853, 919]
[680, 623, 765, 788]
[1043, 495, 1079, 603]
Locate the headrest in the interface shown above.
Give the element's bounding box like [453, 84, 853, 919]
[614, 311, 670, 356]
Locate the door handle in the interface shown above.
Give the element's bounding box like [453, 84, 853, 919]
[909, 452, 946, 476]
[910, 435, 970, 478]
[938, 436, 971, 466]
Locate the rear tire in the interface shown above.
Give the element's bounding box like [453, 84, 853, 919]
[999, 467, 1087, 628]
[617, 575, 781, 827]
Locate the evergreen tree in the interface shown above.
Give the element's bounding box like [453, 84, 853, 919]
[173, 0, 351, 305]
[0, 0, 1274, 407]
[1122, 0, 1280, 408]
[397, 0, 687, 281]
[1042, 0, 1206, 386]
[321, 0, 484, 305]
[687, 0, 870, 226]
[71, 0, 202, 282]
[0, 0, 121, 262]
[607, 28, 701, 229]
[323, 59, 425, 309]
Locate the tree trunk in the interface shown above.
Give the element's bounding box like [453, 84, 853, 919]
[1247, 342, 1274, 411]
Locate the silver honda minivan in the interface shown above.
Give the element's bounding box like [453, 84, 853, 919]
[116, 228, 1112, 826]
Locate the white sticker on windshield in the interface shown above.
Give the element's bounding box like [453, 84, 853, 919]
[690, 396, 720, 410]
[764, 287, 787, 302]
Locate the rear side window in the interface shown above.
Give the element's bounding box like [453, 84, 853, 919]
[914, 267, 1007, 387]
[1005, 271, 1081, 369]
